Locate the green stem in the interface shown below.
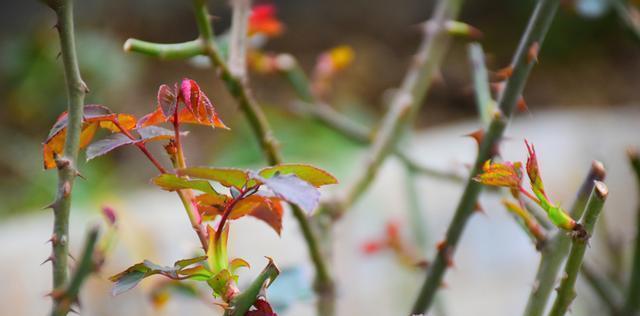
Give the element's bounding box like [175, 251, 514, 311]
[523, 161, 606, 316]
[224, 259, 280, 316]
[623, 148, 640, 315]
[51, 227, 100, 316]
[468, 42, 494, 127]
[43, 0, 87, 314]
[548, 181, 608, 316]
[341, 0, 464, 209]
[123, 39, 204, 60]
[411, 1, 560, 313]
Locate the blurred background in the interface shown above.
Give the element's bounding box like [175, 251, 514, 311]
[1, 0, 640, 315]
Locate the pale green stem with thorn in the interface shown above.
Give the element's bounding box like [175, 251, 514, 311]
[548, 181, 608, 316]
[523, 161, 606, 316]
[42, 0, 87, 314]
[411, 0, 560, 313]
[51, 227, 100, 316]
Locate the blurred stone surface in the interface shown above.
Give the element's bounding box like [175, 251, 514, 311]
[1, 107, 639, 315]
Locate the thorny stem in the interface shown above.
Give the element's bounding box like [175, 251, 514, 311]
[623, 148, 640, 315]
[411, 0, 560, 314]
[43, 0, 87, 314]
[50, 227, 100, 316]
[339, 0, 464, 210]
[523, 161, 606, 316]
[548, 181, 608, 316]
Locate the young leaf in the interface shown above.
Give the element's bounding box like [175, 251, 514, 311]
[178, 167, 249, 189]
[152, 174, 219, 195]
[137, 107, 167, 129]
[252, 173, 320, 214]
[247, 196, 284, 235]
[249, 4, 283, 37]
[473, 160, 523, 189]
[174, 256, 208, 269]
[258, 163, 338, 187]
[137, 126, 177, 142]
[195, 193, 230, 218]
[111, 270, 146, 296]
[229, 258, 250, 274]
[178, 79, 228, 129]
[86, 133, 135, 161]
[157, 84, 177, 117]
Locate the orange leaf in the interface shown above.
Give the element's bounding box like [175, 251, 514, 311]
[43, 122, 98, 169]
[137, 107, 168, 129]
[98, 113, 137, 132]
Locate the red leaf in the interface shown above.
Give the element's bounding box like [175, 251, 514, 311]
[157, 84, 177, 117]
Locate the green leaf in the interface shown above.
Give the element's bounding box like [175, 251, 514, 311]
[174, 256, 208, 269]
[252, 173, 320, 214]
[178, 167, 249, 189]
[86, 133, 135, 161]
[152, 174, 219, 195]
[230, 258, 250, 274]
[258, 163, 338, 187]
[207, 269, 233, 298]
[111, 270, 146, 296]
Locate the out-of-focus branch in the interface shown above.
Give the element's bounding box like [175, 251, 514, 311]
[548, 181, 608, 316]
[50, 227, 100, 316]
[228, 0, 251, 80]
[41, 0, 88, 314]
[411, 0, 561, 313]
[339, 0, 464, 210]
[468, 42, 495, 127]
[523, 161, 606, 316]
[282, 63, 464, 183]
[123, 39, 204, 60]
[581, 263, 622, 315]
[623, 148, 640, 315]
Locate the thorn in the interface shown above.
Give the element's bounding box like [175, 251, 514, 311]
[464, 128, 485, 146]
[440, 281, 449, 289]
[527, 42, 539, 64]
[492, 65, 514, 81]
[41, 255, 55, 265]
[68, 253, 76, 263]
[517, 96, 528, 113]
[43, 201, 57, 210]
[69, 307, 79, 314]
[55, 156, 71, 170]
[436, 240, 455, 267]
[56, 51, 62, 60]
[436, 240, 448, 251]
[47, 234, 59, 245]
[474, 202, 486, 215]
[75, 170, 86, 180]
[532, 280, 540, 294]
[80, 80, 90, 94]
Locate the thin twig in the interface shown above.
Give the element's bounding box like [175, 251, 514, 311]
[468, 42, 495, 127]
[42, 0, 88, 314]
[548, 181, 608, 316]
[523, 161, 606, 316]
[623, 148, 640, 315]
[411, 0, 561, 313]
[51, 227, 100, 316]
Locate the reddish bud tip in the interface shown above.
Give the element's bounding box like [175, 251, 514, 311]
[517, 96, 528, 113]
[102, 206, 117, 226]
